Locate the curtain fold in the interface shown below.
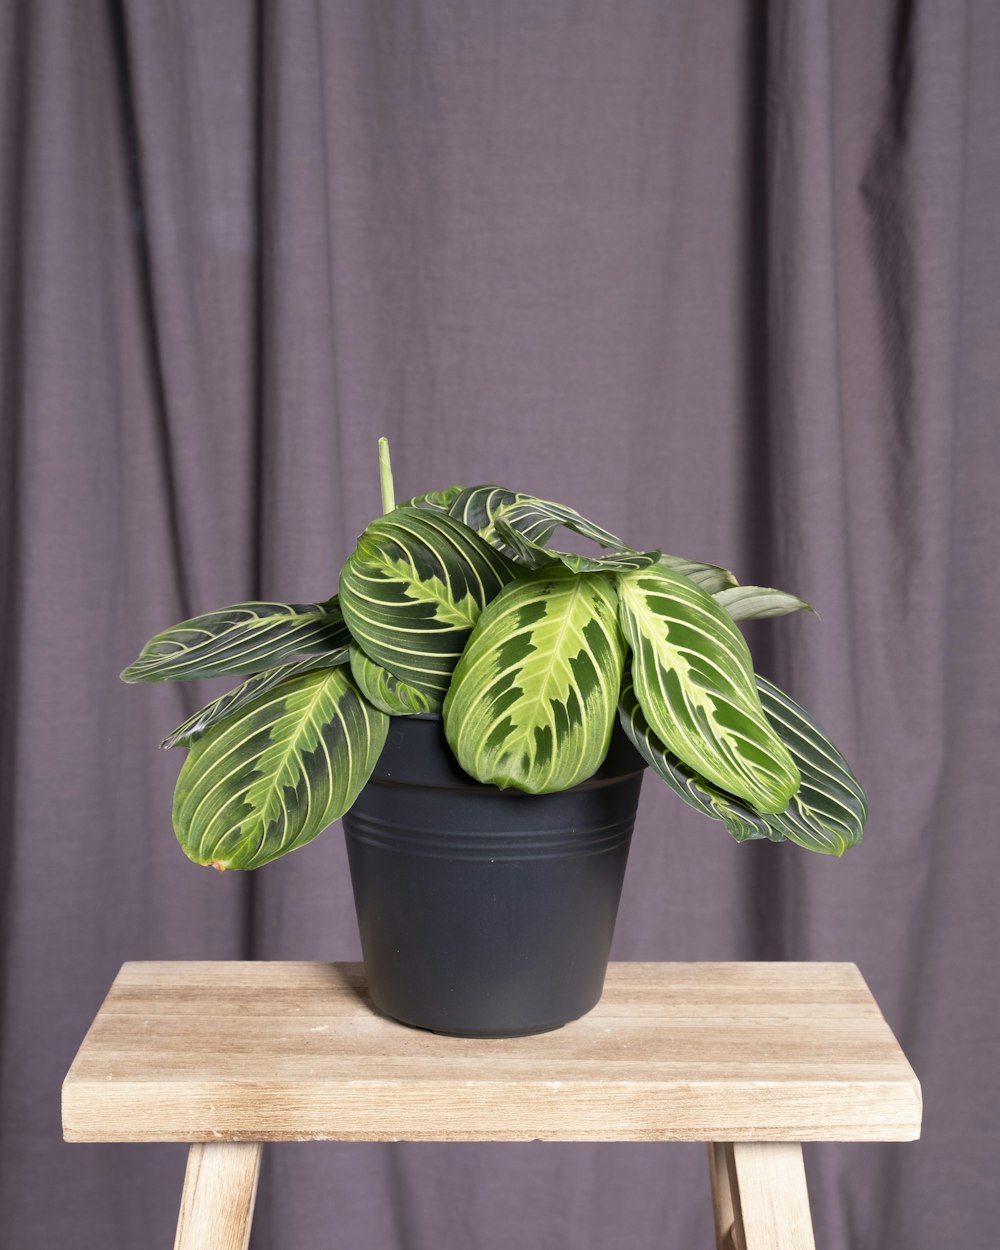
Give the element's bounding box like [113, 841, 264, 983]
[1, 2, 996, 1247]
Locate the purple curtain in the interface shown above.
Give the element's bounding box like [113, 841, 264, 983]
[2, 2, 997, 1246]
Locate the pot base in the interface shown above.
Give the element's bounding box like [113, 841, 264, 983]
[388, 1017, 571, 1040]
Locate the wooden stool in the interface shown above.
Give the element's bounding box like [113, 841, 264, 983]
[62, 961, 920, 1249]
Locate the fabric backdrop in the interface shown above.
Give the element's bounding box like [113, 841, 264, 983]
[1, 1, 997, 1247]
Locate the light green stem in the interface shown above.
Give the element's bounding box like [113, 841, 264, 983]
[378, 437, 395, 515]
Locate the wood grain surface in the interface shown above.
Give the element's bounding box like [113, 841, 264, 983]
[62, 961, 921, 1144]
[727, 1142, 817, 1250]
[172, 1142, 261, 1250]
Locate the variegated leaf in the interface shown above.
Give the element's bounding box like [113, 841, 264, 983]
[714, 585, 814, 621]
[449, 487, 643, 570]
[160, 650, 350, 749]
[173, 667, 388, 870]
[490, 495, 626, 551]
[349, 644, 441, 716]
[618, 564, 800, 813]
[121, 599, 348, 683]
[400, 484, 466, 514]
[755, 677, 866, 855]
[455, 489, 726, 581]
[658, 555, 738, 593]
[447, 485, 522, 538]
[618, 675, 775, 841]
[338, 506, 517, 700]
[443, 566, 626, 794]
[618, 674, 865, 856]
[493, 512, 660, 573]
[533, 545, 659, 573]
[448, 493, 739, 589]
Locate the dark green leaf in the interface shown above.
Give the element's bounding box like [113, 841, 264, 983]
[618, 674, 866, 855]
[400, 484, 466, 514]
[755, 677, 867, 855]
[161, 650, 350, 748]
[121, 599, 348, 683]
[339, 507, 517, 699]
[447, 485, 522, 538]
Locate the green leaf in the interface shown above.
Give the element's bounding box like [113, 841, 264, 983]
[618, 674, 866, 855]
[400, 484, 466, 514]
[450, 490, 657, 573]
[446, 485, 530, 560]
[121, 599, 349, 683]
[160, 650, 350, 749]
[447, 485, 521, 538]
[658, 555, 738, 593]
[494, 494, 657, 572]
[618, 564, 800, 813]
[349, 645, 441, 716]
[618, 675, 776, 841]
[490, 495, 626, 553]
[443, 566, 626, 794]
[448, 487, 647, 570]
[714, 585, 814, 621]
[754, 677, 867, 855]
[339, 506, 517, 700]
[495, 525, 660, 573]
[172, 667, 388, 870]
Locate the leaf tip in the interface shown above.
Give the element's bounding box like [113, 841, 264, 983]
[210, 859, 228, 873]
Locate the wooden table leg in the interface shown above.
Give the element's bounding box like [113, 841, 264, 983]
[173, 1142, 263, 1250]
[708, 1142, 742, 1249]
[710, 1142, 815, 1250]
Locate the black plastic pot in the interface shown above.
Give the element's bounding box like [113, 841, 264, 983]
[341, 715, 646, 1037]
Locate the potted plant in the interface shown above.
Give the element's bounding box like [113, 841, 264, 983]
[123, 439, 866, 1036]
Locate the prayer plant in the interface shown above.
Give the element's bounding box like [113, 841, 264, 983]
[122, 439, 867, 871]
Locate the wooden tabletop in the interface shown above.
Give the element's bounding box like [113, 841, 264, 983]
[62, 961, 921, 1144]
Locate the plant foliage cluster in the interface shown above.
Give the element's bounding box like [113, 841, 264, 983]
[123, 475, 867, 870]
